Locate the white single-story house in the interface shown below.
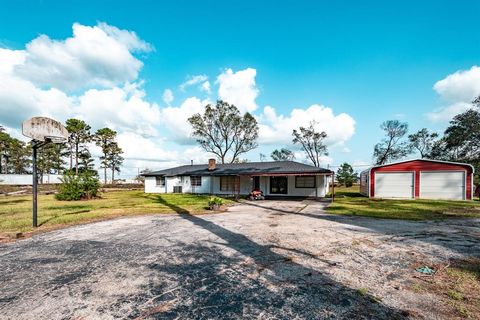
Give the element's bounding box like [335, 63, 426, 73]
[144, 159, 333, 198]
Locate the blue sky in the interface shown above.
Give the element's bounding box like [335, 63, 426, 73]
[1, 0, 480, 178]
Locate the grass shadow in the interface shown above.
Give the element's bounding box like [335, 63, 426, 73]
[0, 198, 30, 205]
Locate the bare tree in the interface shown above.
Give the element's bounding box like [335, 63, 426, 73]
[292, 122, 328, 167]
[408, 128, 438, 158]
[188, 100, 259, 163]
[373, 120, 411, 165]
[271, 148, 295, 161]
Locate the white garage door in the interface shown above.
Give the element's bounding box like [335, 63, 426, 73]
[420, 171, 465, 200]
[374, 172, 414, 198]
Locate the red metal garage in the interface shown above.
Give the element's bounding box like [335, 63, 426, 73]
[360, 159, 474, 200]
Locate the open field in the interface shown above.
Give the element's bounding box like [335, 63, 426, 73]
[327, 186, 480, 220]
[0, 191, 233, 235]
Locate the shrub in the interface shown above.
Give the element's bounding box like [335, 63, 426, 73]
[56, 171, 100, 201]
[208, 197, 224, 206]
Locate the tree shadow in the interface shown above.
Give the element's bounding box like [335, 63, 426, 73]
[0, 199, 29, 205]
[153, 208, 410, 318]
[242, 200, 480, 257]
[153, 195, 191, 214]
[38, 210, 91, 226]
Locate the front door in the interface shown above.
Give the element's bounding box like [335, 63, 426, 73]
[252, 176, 260, 190]
[270, 176, 288, 194]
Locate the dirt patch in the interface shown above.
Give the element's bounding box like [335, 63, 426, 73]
[0, 200, 478, 319]
[408, 257, 480, 319]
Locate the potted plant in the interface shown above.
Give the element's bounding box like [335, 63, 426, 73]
[208, 197, 224, 211]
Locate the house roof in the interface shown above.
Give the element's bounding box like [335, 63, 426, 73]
[143, 161, 333, 177]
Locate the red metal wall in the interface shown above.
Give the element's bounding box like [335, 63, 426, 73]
[369, 160, 473, 199]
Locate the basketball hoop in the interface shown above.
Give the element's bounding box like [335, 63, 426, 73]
[22, 117, 68, 144]
[22, 117, 69, 227]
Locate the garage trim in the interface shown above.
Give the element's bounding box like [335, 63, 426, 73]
[419, 170, 467, 200]
[374, 171, 415, 199]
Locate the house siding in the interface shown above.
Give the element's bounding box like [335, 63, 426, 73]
[145, 174, 330, 197]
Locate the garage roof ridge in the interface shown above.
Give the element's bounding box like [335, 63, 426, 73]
[360, 158, 474, 175]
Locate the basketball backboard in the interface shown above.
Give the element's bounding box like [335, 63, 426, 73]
[22, 117, 68, 143]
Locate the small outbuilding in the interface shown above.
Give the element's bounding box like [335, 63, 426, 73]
[360, 159, 474, 200]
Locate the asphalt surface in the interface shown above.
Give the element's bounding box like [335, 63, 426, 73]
[0, 200, 479, 319]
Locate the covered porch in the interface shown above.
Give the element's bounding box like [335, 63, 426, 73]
[212, 172, 334, 200]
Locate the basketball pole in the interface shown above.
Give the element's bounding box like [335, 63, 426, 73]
[22, 117, 69, 229]
[32, 139, 49, 228]
[32, 141, 38, 228]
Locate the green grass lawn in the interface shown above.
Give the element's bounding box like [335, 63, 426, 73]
[326, 186, 480, 220]
[0, 191, 233, 234]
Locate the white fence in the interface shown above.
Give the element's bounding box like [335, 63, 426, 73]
[0, 174, 63, 185]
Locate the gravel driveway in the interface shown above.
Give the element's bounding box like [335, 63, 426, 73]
[0, 200, 479, 319]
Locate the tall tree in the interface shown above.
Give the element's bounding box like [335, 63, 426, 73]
[0, 126, 9, 174]
[336, 163, 358, 187]
[373, 120, 411, 165]
[292, 121, 328, 167]
[106, 142, 124, 182]
[37, 143, 66, 182]
[0, 129, 31, 174]
[271, 148, 295, 161]
[188, 100, 259, 163]
[7, 139, 31, 174]
[473, 95, 480, 108]
[94, 128, 117, 184]
[78, 147, 96, 175]
[66, 119, 92, 174]
[441, 109, 480, 163]
[408, 128, 438, 158]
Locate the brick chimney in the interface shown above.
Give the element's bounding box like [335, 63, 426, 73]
[208, 158, 216, 171]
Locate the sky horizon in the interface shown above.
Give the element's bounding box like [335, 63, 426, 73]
[1, 0, 480, 179]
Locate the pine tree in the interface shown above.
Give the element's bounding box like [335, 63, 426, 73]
[65, 119, 92, 174]
[107, 142, 124, 183]
[94, 128, 117, 184]
[336, 163, 358, 187]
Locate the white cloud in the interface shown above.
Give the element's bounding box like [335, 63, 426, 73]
[426, 101, 472, 122]
[117, 131, 177, 162]
[76, 84, 161, 136]
[258, 104, 356, 147]
[14, 22, 152, 91]
[200, 81, 211, 94]
[216, 68, 258, 112]
[0, 72, 73, 128]
[160, 96, 210, 144]
[0, 23, 159, 137]
[179, 74, 209, 91]
[0, 48, 25, 74]
[428, 66, 480, 122]
[162, 88, 174, 105]
[433, 66, 480, 102]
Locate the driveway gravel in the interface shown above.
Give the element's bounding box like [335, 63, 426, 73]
[0, 200, 479, 319]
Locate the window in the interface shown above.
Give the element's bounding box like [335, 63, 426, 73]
[295, 176, 316, 188]
[191, 176, 202, 186]
[156, 176, 165, 187]
[220, 176, 236, 192]
[270, 176, 288, 194]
